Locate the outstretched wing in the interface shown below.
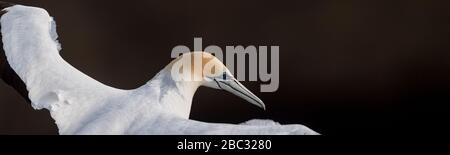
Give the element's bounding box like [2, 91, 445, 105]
[125, 113, 319, 135]
[0, 4, 123, 111]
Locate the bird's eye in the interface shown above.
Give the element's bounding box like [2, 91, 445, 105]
[222, 72, 227, 80]
[214, 72, 231, 82]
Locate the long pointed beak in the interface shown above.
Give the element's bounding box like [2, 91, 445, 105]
[216, 79, 266, 110]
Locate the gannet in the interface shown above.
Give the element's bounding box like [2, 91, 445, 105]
[0, 3, 318, 135]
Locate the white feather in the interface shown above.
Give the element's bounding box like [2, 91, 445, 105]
[1, 5, 319, 135]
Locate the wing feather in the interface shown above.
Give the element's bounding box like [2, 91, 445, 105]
[1, 5, 122, 111]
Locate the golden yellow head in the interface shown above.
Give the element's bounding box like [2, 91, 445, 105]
[168, 52, 266, 110]
[168, 52, 230, 82]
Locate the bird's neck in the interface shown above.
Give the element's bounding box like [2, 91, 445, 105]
[138, 68, 202, 119]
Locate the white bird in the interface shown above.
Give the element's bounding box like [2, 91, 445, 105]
[0, 4, 318, 135]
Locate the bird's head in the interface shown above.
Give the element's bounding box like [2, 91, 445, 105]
[168, 52, 265, 110]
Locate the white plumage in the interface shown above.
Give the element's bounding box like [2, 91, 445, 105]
[1, 5, 318, 135]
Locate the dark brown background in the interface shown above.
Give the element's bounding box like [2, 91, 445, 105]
[0, 0, 448, 135]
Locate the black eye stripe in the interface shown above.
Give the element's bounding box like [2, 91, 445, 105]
[222, 72, 226, 80]
[214, 79, 223, 89]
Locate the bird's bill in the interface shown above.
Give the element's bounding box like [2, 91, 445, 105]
[216, 79, 266, 110]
